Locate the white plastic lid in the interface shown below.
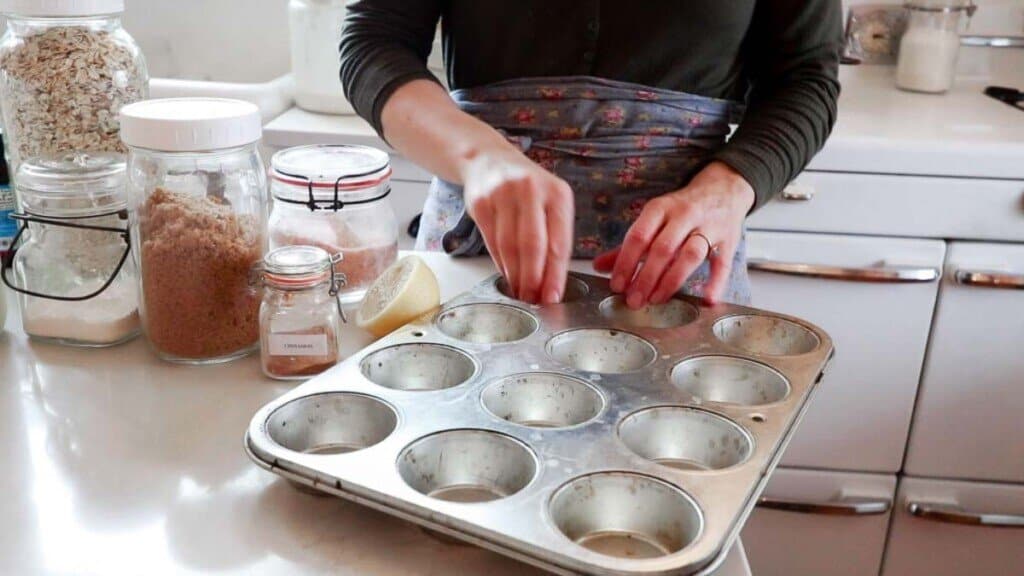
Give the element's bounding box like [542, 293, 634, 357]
[119, 98, 262, 152]
[0, 0, 125, 16]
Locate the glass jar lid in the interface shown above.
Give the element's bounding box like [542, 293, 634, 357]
[16, 152, 127, 217]
[263, 245, 334, 289]
[270, 144, 391, 208]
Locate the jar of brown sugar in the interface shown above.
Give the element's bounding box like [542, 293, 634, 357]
[257, 245, 345, 380]
[120, 98, 267, 364]
[268, 145, 398, 305]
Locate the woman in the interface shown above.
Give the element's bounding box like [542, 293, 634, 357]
[340, 1, 841, 307]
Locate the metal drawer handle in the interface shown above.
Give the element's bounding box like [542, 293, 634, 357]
[954, 269, 1024, 290]
[747, 259, 940, 283]
[758, 496, 891, 516]
[908, 502, 1024, 528]
[781, 184, 814, 201]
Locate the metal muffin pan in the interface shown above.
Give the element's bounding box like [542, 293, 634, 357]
[246, 273, 833, 575]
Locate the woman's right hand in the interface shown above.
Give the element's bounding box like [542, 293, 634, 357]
[461, 150, 574, 304]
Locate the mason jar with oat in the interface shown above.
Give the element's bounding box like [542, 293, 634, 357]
[120, 98, 267, 365]
[269, 144, 398, 304]
[0, 0, 148, 177]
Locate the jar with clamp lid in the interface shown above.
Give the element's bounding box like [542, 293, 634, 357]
[257, 245, 346, 380]
[269, 144, 398, 304]
[1, 152, 139, 347]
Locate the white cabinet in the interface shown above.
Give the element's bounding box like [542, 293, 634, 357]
[883, 477, 1024, 576]
[748, 172, 1024, 242]
[905, 242, 1024, 483]
[746, 231, 946, 472]
[742, 468, 895, 576]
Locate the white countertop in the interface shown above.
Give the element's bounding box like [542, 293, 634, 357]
[264, 66, 1024, 181]
[0, 253, 749, 576]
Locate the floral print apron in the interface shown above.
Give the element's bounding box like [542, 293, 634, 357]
[415, 76, 752, 304]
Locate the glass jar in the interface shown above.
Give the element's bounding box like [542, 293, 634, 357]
[896, 1, 976, 93]
[269, 144, 397, 304]
[1, 152, 139, 347]
[288, 0, 352, 114]
[0, 0, 148, 177]
[120, 98, 267, 364]
[258, 245, 344, 380]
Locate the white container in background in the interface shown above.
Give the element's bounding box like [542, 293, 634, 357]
[896, 1, 976, 93]
[289, 0, 353, 114]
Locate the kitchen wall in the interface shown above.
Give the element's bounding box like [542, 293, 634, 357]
[5, 0, 1022, 83]
[123, 0, 291, 82]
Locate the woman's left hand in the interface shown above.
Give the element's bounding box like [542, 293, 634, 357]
[593, 162, 755, 308]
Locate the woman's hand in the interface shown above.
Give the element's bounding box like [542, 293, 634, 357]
[593, 162, 754, 308]
[462, 150, 575, 304]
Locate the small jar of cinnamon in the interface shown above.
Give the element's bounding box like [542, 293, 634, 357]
[257, 245, 345, 380]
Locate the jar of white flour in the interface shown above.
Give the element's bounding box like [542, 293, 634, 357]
[1, 152, 139, 347]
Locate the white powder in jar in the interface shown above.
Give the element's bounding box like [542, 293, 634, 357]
[896, 26, 961, 93]
[22, 282, 140, 345]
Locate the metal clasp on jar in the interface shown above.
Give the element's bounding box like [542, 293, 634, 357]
[0, 210, 131, 301]
[328, 252, 349, 323]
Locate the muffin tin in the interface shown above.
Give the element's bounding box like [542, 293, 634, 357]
[245, 272, 834, 575]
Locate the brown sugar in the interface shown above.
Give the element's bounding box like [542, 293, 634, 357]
[139, 187, 262, 360]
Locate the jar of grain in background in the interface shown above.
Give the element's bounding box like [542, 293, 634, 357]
[268, 144, 398, 304]
[0, 0, 148, 176]
[1, 152, 139, 347]
[120, 98, 267, 364]
[257, 245, 345, 380]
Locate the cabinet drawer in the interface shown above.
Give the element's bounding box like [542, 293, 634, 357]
[747, 171, 1024, 242]
[742, 468, 895, 576]
[905, 242, 1024, 482]
[883, 477, 1024, 576]
[746, 231, 945, 472]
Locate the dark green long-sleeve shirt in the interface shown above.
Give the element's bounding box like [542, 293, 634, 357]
[340, 0, 842, 209]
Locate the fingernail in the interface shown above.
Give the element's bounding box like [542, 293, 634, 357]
[627, 291, 643, 309]
[611, 275, 624, 292]
[545, 289, 561, 304]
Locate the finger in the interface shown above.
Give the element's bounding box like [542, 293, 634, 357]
[650, 233, 711, 304]
[592, 247, 620, 274]
[703, 241, 736, 305]
[517, 198, 548, 304]
[625, 222, 692, 309]
[472, 196, 505, 278]
[540, 186, 574, 304]
[610, 203, 666, 294]
[494, 196, 520, 298]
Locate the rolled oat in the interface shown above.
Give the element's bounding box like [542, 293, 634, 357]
[0, 25, 147, 173]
